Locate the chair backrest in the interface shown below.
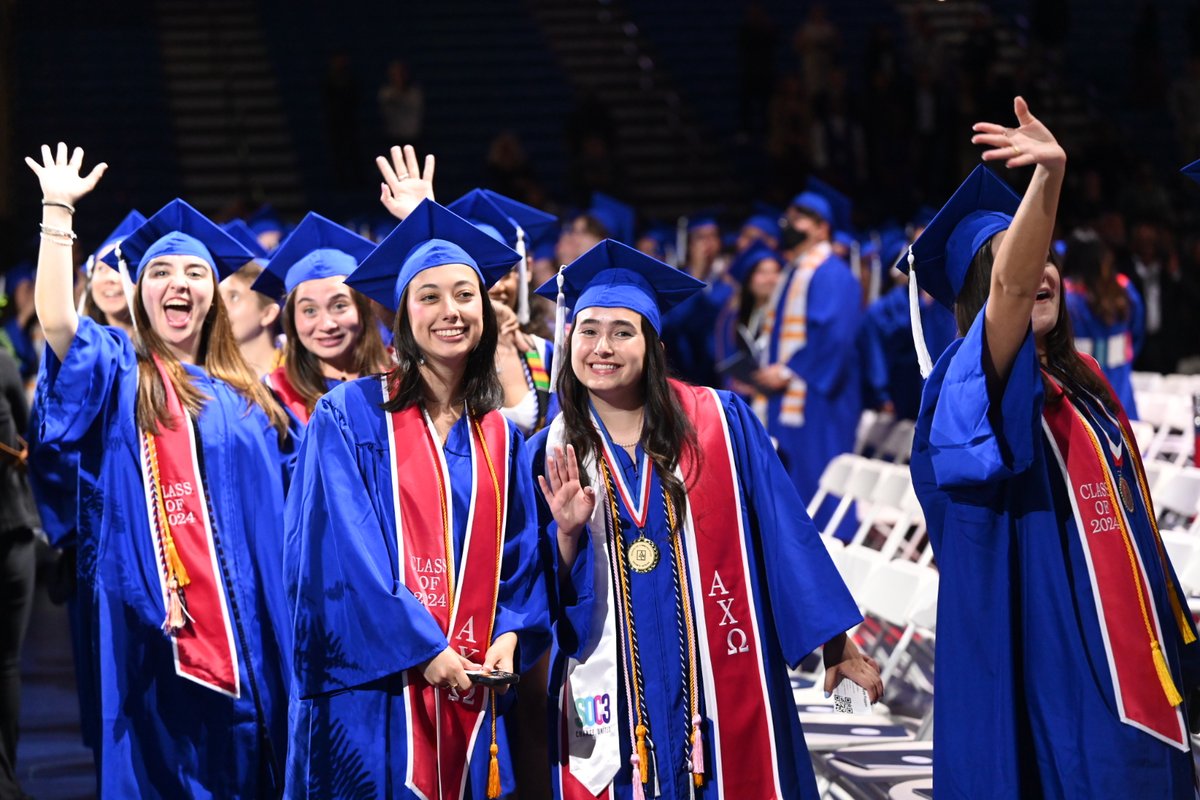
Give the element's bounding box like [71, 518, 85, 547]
[837, 544, 886, 598]
[878, 419, 916, 464]
[807, 453, 866, 518]
[1155, 467, 1200, 520]
[857, 559, 935, 626]
[1160, 529, 1200, 578]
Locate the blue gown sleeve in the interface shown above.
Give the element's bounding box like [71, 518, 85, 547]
[856, 305, 891, 409]
[37, 316, 136, 447]
[786, 260, 862, 396]
[927, 304, 1042, 491]
[490, 429, 552, 673]
[1126, 281, 1145, 359]
[284, 396, 449, 699]
[528, 427, 598, 661]
[725, 393, 862, 666]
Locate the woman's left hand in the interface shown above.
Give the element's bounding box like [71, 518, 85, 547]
[971, 96, 1066, 172]
[823, 635, 884, 703]
[482, 631, 518, 695]
[377, 144, 436, 220]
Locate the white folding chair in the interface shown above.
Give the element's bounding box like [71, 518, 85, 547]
[1160, 529, 1200, 582]
[808, 454, 867, 520]
[849, 465, 911, 547]
[819, 460, 885, 539]
[1144, 395, 1194, 466]
[877, 420, 916, 464]
[1155, 467, 1200, 529]
[1128, 419, 1157, 458]
[1132, 371, 1163, 394]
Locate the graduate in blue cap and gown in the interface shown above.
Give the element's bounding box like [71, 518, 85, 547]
[1, 263, 39, 382]
[1060, 231, 1144, 419]
[284, 199, 550, 800]
[659, 215, 732, 389]
[217, 219, 286, 380]
[713, 243, 784, 400]
[25, 210, 145, 755]
[856, 232, 956, 421]
[529, 240, 880, 800]
[251, 212, 389, 428]
[905, 99, 1198, 799]
[25, 143, 294, 797]
[450, 189, 560, 438]
[752, 190, 863, 507]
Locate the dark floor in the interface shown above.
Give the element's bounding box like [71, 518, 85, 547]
[16, 577, 96, 800]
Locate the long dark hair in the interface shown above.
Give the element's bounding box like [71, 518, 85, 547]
[380, 274, 502, 417]
[557, 316, 699, 527]
[282, 286, 389, 415]
[954, 233, 1119, 414]
[1061, 232, 1129, 326]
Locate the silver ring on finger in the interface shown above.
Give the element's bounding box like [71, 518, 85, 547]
[399, 173, 410, 180]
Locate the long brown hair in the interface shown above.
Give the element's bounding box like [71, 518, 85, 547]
[134, 271, 290, 439]
[557, 316, 699, 527]
[954, 234, 1119, 415]
[281, 286, 389, 415]
[380, 274, 503, 418]
[1061, 233, 1129, 326]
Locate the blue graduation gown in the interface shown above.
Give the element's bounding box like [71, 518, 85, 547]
[910, 308, 1197, 799]
[1064, 278, 1144, 419]
[763, 254, 862, 503]
[283, 378, 549, 799]
[36, 316, 292, 798]
[530, 391, 861, 800]
[857, 285, 956, 421]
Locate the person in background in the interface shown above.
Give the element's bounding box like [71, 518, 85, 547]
[1062, 230, 1144, 418]
[1, 265, 41, 384]
[220, 219, 283, 379]
[715, 242, 784, 399]
[378, 59, 425, 154]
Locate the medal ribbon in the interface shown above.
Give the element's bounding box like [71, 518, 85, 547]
[1042, 384, 1188, 749]
[387, 392, 510, 800]
[140, 355, 240, 696]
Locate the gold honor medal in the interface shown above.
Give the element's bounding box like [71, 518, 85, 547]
[1118, 475, 1136, 514]
[627, 537, 660, 573]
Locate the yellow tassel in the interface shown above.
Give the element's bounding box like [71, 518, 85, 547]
[1151, 641, 1184, 706]
[1170, 592, 1196, 644]
[166, 539, 191, 587]
[693, 773, 704, 788]
[487, 743, 501, 799]
[635, 724, 649, 784]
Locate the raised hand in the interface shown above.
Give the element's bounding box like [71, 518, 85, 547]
[377, 144, 435, 221]
[24, 142, 107, 205]
[971, 96, 1066, 171]
[537, 444, 596, 542]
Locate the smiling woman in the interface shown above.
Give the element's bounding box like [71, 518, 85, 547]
[23, 144, 293, 797]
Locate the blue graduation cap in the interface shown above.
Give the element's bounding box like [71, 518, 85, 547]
[589, 193, 635, 245]
[100, 199, 256, 281]
[801, 176, 852, 233]
[727, 242, 782, 284]
[448, 190, 520, 246]
[221, 220, 270, 261]
[248, 205, 285, 237]
[687, 214, 720, 233]
[95, 211, 148, 260]
[479, 189, 558, 247]
[252, 212, 375, 298]
[5, 262, 34, 289]
[789, 191, 834, 226]
[899, 164, 1021, 376]
[346, 199, 520, 312]
[741, 213, 781, 242]
[1181, 158, 1200, 185]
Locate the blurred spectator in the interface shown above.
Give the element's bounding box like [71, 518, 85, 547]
[810, 68, 867, 191]
[1130, 1, 1166, 108]
[0, 266, 40, 384]
[324, 52, 362, 191]
[1169, 56, 1200, 161]
[765, 74, 812, 204]
[1118, 219, 1200, 372]
[485, 131, 542, 207]
[565, 92, 619, 205]
[792, 3, 840, 99]
[377, 60, 424, 152]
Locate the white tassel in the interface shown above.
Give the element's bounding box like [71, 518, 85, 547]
[115, 244, 139, 335]
[548, 265, 567, 391]
[516, 227, 530, 326]
[675, 216, 688, 269]
[908, 249, 933, 378]
[866, 233, 882, 305]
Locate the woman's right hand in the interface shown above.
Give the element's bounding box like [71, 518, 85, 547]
[377, 144, 435, 221]
[970, 96, 1066, 173]
[537, 444, 596, 542]
[420, 646, 477, 693]
[24, 143, 107, 205]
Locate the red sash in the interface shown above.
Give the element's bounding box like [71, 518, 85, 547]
[140, 356, 239, 696]
[386, 395, 510, 800]
[556, 383, 782, 798]
[265, 366, 310, 424]
[1042, 378, 1189, 750]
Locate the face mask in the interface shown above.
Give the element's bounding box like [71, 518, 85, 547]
[780, 225, 809, 251]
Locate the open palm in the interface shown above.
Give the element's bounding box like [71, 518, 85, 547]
[377, 144, 435, 221]
[25, 142, 107, 205]
[971, 96, 1066, 170]
[537, 444, 596, 536]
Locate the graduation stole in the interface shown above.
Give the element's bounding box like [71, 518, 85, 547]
[555, 383, 783, 800]
[1041, 367, 1194, 750]
[752, 242, 827, 428]
[384, 390, 510, 800]
[520, 340, 552, 433]
[265, 365, 311, 424]
[139, 354, 240, 697]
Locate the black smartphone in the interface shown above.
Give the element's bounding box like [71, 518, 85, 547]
[466, 670, 520, 687]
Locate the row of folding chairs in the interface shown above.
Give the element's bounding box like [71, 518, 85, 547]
[1132, 371, 1200, 397]
[1134, 391, 1196, 466]
[854, 411, 916, 465]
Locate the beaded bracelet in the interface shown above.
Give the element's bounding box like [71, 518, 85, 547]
[39, 233, 76, 247]
[41, 199, 76, 214]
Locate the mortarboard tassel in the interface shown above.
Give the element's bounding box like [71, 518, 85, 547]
[548, 265, 567, 391]
[516, 227, 530, 326]
[675, 217, 688, 270]
[907, 249, 933, 378]
[114, 243, 139, 335]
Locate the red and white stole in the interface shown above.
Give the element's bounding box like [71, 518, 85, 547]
[265, 366, 311, 424]
[139, 355, 240, 696]
[555, 383, 783, 799]
[384, 385, 510, 800]
[1041, 372, 1190, 750]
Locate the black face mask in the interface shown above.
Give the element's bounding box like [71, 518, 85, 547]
[780, 225, 809, 251]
